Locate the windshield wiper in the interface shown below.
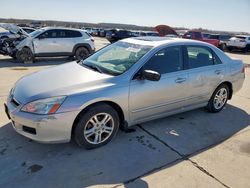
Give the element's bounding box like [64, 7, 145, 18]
[82, 64, 103, 74]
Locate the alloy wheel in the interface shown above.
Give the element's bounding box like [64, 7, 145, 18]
[213, 88, 228, 110]
[83, 113, 114, 144]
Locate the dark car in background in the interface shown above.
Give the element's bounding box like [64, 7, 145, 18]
[146, 31, 160, 36]
[106, 29, 132, 43]
[209, 34, 232, 51]
[99, 29, 106, 37]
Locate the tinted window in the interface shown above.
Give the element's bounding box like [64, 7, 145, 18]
[143, 46, 183, 74]
[186, 46, 214, 68]
[209, 35, 219, 40]
[65, 30, 82, 38]
[194, 32, 202, 39]
[40, 30, 58, 38]
[236, 36, 246, 40]
[220, 35, 231, 40]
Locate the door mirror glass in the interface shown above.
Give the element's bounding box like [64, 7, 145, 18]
[142, 70, 161, 81]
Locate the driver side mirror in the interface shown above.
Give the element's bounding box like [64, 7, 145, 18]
[140, 70, 161, 81]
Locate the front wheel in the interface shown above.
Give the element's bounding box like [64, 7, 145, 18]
[207, 84, 229, 113]
[73, 104, 120, 149]
[16, 48, 34, 63]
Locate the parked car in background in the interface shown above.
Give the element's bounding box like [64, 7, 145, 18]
[0, 23, 28, 39]
[165, 34, 178, 38]
[5, 37, 245, 149]
[106, 29, 132, 43]
[99, 29, 106, 37]
[20, 27, 36, 34]
[0, 29, 16, 39]
[1, 27, 95, 63]
[146, 31, 160, 36]
[132, 31, 146, 37]
[227, 35, 250, 53]
[209, 34, 232, 51]
[83, 27, 94, 35]
[0, 24, 29, 58]
[92, 28, 101, 36]
[183, 30, 220, 47]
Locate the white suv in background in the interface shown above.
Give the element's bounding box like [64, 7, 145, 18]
[227, 35, 250, 53]
[15, 27, 95, 63]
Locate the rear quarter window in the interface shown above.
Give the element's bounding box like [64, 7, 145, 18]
[65, 30, 82, 38]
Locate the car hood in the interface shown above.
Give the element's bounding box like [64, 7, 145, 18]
[13, 62, 114, 104]
[0, 23, 29, 37]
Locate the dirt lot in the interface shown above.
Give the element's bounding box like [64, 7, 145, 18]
[0, 37, 249, 188]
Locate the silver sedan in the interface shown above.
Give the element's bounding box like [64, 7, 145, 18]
[5, 37, 245, 149]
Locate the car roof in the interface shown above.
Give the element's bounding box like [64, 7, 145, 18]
[42, 27, 83, 32]
[122, 37, 211, 47]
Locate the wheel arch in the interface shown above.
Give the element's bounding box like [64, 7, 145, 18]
[216, 81, 233, 99]
[72, 43, 92, 54]
[71, 101, 125, 138]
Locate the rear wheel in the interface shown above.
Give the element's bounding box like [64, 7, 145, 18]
[16, 48, 34, 63]
[207, 84, 229, 113]
[220, 43, 227, 51]
[73, 104, 120, 149]
[74, 47, 89, 61]
[227, 47, 233, 52]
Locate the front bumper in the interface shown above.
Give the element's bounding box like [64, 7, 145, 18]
[5, 102, 79, 144]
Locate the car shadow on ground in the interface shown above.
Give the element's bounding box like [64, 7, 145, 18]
[0, 56, 73, 68]
[0, 104, 249, 188]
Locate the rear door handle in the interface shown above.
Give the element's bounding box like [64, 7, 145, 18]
[175, 78, 186, 83]
[215, 70, 222, 75]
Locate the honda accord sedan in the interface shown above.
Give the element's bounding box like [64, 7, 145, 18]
[5, 37, 245, 149]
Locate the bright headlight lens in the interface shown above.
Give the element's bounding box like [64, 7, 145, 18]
[21, 96, 66, 115]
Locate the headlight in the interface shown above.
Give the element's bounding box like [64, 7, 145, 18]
[21, 96, 66, 115]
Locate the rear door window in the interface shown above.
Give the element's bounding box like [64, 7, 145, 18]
[186, 46, 214, 68]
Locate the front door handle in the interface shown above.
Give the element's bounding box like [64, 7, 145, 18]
[215, 70, 222, 75]
[175, 77, 186, 83]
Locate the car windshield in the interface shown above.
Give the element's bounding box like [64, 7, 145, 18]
[80, 41, 152, 76]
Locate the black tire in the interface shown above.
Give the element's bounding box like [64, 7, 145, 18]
[220, 43, 227, 51]
[10, 54, 17, 59]
[74, 47, 89, 61]
[73, 104, 120, 149]
[243, 45, 249, 53]
[16, 47, 34, 63]
[207, 84, 229, 113]
[227, 47, 233, 52]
